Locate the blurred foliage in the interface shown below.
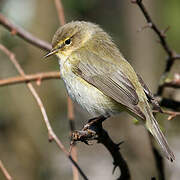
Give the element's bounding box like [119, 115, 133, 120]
[0, 0, 179, 180]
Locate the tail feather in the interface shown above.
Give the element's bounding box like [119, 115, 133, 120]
[145, 104, 175, 162]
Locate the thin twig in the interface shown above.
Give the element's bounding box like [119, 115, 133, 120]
[131, 0, 173, 58]
[153, 109, 180, 121]
[131, 1, 180, 180]
[130, 1, 180, 179]
[0, 160, 12, 180]
[159, 73, 180, 89]
[131, 0, 180, 96]
[0, 13, 51, 51]
[0, 71, 60, 87]
[0, 44, 88, 180]
[53, 1, 79, 179]
[0, 71, 178, 95]
[67, 96, 79, 180]
[54, 0, 66, 26]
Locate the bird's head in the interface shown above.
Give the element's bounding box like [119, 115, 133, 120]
[44, 21, 100, 58]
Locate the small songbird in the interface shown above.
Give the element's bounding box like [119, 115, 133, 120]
[45, 21, 175, 161]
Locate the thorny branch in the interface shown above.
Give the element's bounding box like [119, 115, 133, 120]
[131, 0, 180, 59]
[131, 0, 180, 179]
[130, 1, 180, 114]
[71, 116, 130, 180]
[131, 0, 180, 96]
[0, 44, 88, 180]
[53, 0, 131, 178]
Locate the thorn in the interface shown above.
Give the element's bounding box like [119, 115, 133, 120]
[161, 26, 170, 37]
[69, 144, 73, 154]
[112, 164, 118, 174]
[116, 141, 124, 149]
[137, 23, 152, 33]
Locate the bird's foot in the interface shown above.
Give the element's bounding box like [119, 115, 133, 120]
[71, 115, 107, 145]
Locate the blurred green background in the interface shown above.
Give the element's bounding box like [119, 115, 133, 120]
[0, 0, 180, 179]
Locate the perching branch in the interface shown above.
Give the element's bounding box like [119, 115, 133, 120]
[0, 44, 88, 180]
[54, 1, 130, 178]
[71, 116, 130, 180]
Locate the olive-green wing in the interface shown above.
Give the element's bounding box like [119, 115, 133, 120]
[137, 74, 162, 112]
[73, 50, 146, 119]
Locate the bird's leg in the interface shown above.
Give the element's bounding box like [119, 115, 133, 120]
[87, 115, 107, 124]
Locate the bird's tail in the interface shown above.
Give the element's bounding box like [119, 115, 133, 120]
[144, 103, 175, 162]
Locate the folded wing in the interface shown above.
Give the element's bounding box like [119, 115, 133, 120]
[73, 49, 146, 119]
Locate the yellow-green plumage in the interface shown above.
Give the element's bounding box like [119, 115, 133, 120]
[46, 21, 175, 161]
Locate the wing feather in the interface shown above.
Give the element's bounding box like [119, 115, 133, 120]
[72, 49, 145, 119]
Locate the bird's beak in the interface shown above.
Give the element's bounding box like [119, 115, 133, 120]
[44, 48, 59, 58]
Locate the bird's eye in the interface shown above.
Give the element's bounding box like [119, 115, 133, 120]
[65, 39, 71, 45]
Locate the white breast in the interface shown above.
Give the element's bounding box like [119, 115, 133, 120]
[58, 58, 120, 117]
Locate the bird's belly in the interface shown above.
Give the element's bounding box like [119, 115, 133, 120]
[61, 70, 122, 117]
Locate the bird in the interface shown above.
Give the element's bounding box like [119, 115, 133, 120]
[45, 21, 175, 161]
